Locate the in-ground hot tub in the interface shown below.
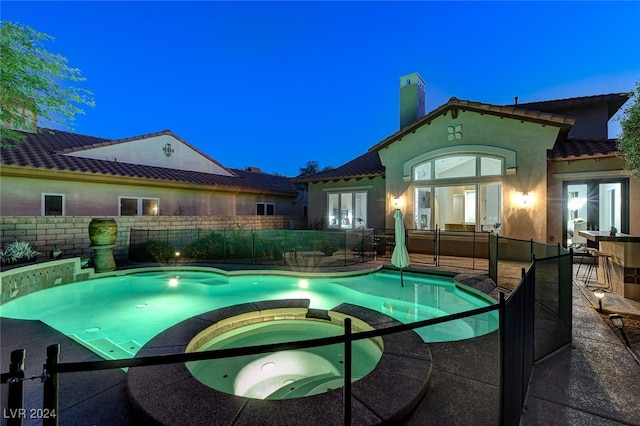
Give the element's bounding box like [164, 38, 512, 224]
[186, 312, 383, 400]
[127, 299, 432, 425]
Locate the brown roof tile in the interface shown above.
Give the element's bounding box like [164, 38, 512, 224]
[549, 138, 618, 161]
[1, 128, 297, 195]
[509, 93, 631, 120]
[294, 151, 384, 183]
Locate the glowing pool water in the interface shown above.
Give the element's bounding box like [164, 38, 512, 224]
[0, 267, 498, 360]
[186, 319, 383, 400]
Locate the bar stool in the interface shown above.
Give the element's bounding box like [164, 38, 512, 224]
[584, 249, 613, 292]
[574, 247, 593, 280]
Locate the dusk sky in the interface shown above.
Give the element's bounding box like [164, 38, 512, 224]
[3, 1, 639, 177]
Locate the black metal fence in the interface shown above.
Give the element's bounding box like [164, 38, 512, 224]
[128, 228, 376, 267]
[2, 304, 501, 426]
[2, 236, 574, 425]
[498, 238, 572, 425]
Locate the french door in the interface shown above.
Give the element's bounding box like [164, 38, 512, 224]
[564, 179, 628, 248]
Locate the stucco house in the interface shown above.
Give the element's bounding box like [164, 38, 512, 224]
[296, 73, 637, 249]
[0, 128, 305, 218]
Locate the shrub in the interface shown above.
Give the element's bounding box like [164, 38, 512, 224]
[1, 241, 40, 265]
[184, 232, 225, 260]
[133, 240, 175, 262]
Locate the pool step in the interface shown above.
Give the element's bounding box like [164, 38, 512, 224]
[68, 334, 142, 360]
[266, 373, 342, 399]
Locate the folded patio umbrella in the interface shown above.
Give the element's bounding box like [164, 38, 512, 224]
[391, 209, 411, 287]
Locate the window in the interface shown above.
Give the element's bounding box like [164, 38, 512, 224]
[412, 154, 504, 230]
[119, 197, 159, 216]
[435, 155, 475, 179]
[42, 193, 65, 216]
[257, 203, 275, 215]
[414, 154, 504, 181]
[327, 191, 367, 229]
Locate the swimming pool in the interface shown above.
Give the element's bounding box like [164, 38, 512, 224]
[0, 267, 498, 360]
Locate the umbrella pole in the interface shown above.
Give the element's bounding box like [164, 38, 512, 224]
[400, 268, 404, 287]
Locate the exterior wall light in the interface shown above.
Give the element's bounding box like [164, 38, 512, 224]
[175, 251, 181, 263]
[392, 197, 402, 209]
[515, 191, 532, 208]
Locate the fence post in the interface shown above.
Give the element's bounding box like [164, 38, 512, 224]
[6, 349, 26, 426]
[530, 238, 534, 262]
[252, 229, 256, 265]
[434, 226, 439, 266]
[43, 344, 59, 426]
[472, 230, 476, 270]
[498, 292, 505, 426]
[344, 230, 347, 266]
[343, 317, 352, 425]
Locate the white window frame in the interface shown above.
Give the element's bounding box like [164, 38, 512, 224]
[118, 196, 160, 216]
[411, 153, 505, 231]
[326, 191, 368, 229]
[41, 193, 65, 216]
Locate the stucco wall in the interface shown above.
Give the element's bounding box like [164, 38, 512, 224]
[1, 215, 307, 261]
[378, 110, 560, 241]
[0, 175, 303, 216]
[307, 177, 386, 229]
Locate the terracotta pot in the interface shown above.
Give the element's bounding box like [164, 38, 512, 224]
[89, 218, 118, 246]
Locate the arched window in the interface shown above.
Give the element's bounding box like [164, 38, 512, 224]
[413, 154, 504, 181]
[412, 154, 504, 232]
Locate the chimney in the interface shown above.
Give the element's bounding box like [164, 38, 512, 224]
[399, 73, 426, 129]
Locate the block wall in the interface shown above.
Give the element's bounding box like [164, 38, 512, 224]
[1, 215, 308, 261]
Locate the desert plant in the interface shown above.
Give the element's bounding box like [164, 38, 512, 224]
[1, 241, 40, 264]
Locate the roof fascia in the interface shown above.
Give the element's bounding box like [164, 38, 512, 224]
[0, 166, 296, 196]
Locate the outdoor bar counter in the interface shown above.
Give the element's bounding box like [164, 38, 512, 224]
[578, 230, 640, 301]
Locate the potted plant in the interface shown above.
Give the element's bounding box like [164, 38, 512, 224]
[50, 247, 62, 259]
[80, 256, 90, 268]
[1, 241, 40, 266]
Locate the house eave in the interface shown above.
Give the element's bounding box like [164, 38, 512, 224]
[0, 165, 296, 196]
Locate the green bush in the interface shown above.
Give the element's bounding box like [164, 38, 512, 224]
[184, 232, 225, 260]
[142, 240, 175, 262]
[225, 229, 253, 259]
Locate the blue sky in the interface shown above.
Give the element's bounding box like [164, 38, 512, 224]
[4, 1, 639, 176]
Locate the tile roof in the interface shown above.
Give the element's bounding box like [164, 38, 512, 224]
[296, 93, 624, 182]
[549, 138, 618, 161]
[293, 151, 384, 183]
[0, 128, 298, 195]
[509, 93, 631, 120]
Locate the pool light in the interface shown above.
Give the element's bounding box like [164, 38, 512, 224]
[298, 279, 309, 289]
[168, 276, 179, 287]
